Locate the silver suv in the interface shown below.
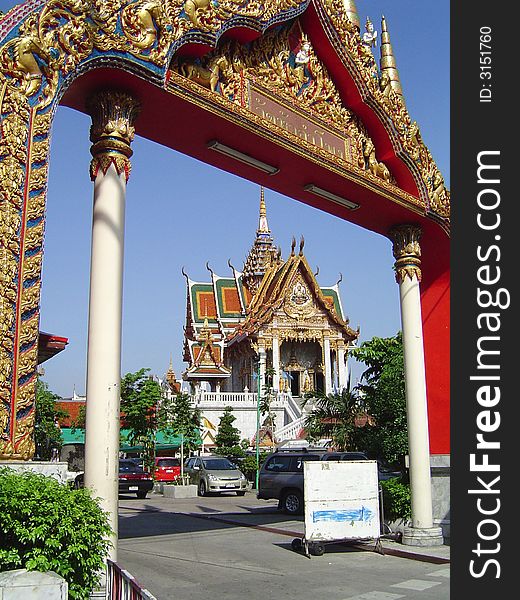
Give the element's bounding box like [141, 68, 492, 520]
[257, 449, 326, 515]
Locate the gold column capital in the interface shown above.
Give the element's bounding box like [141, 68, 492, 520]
[389, 224, 422, 283]
[87, 90, 141, 182]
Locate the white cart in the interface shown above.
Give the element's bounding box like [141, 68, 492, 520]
[291, 460, 381, 557]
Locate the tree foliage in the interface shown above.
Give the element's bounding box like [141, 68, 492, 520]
[0, 469, 111, 600]
[351, 332, 408, 465]
[158, 392, 201, 454]
[34, 379, 67, 460]
[302, 385, 365, 451]
[215, 406, 244, 458]
[69, 404, 86, 433]
[120, 369, 161, 471]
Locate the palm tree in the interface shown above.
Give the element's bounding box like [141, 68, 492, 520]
[302, 384, 367, 451]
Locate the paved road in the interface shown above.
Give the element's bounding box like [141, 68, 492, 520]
[117, 491, 450, 600]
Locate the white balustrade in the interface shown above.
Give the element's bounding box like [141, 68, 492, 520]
[194, 391, 289, 408]
[275, 416, 306, 441]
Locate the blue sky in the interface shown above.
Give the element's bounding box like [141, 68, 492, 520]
[1, 1, 449, 397]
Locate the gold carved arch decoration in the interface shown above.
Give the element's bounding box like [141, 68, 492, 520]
[0, 0, 449, 459]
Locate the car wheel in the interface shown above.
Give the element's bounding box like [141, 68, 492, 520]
[136, 490, 148, 499]
[282, 490, 303, 515]
[310, 542, 325, 556]
[198, 480, 207, 497]
[236, 491, 246, 496]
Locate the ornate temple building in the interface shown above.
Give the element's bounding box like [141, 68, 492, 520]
[0, 0, 450, 545]
[182, 189, 359, 445]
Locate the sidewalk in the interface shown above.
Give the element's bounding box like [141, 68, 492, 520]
[376, 538, 450, 564]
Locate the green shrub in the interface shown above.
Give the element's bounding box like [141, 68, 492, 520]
[239, 452, 270, 484]
[380, 477, 411, 521]
[0, 468, 112, 600]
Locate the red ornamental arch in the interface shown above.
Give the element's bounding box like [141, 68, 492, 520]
[0, 0, 449, 459]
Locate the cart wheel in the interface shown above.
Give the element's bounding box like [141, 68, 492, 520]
[291, 538, 303, 552]
[311, 542, 325, 556]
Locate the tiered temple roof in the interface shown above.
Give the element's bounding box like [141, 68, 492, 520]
[228, 237, 358, 345]
[182, 188, 358, 380]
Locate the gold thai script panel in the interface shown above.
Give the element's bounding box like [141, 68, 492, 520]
[247, 84, 353, 164]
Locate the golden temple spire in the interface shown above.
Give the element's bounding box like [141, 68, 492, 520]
[380, 16, 403, 97]
[342, 0, 360, 30]
[258, 186, 269, 233]
[166, 355, 176, 387]
[242, 187, 276, 293]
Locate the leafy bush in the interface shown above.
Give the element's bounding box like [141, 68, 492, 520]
[380, 477, 411, 521]
[239, 452, 270, 483]
[0, 468, 112, 600]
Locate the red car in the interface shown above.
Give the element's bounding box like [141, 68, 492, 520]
[154, 457, 181, 482]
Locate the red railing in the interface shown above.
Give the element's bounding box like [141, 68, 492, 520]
[106, 560, 157, 600]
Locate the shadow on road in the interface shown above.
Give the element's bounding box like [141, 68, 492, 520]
[118, 496, 303, 540]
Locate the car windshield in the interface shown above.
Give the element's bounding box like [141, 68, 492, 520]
[202, 458, 235, 470]
[157, 459, 180, 468]
[119, 461, 144, 473]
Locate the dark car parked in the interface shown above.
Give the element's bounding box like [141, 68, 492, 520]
[257, 448, 402, 515]
[73, 458, 154, 499]
[257, 448, 327, 515]
[118, 458, 154, 498]
[322, 452, 402, 480]
[322, 451, 369, 461]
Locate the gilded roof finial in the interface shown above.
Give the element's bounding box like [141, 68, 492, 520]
[291, 236, 296, 255]
[342, 0, 360, 30]
[166, 355, 177, 388]
[380, 16, 403, 97]
[299, 235, 305, 256]
[258, 186, 268, 233]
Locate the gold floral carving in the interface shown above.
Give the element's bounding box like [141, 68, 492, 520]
[171, 22, 391, 179]
[318, 0, 450, 217]
[284, 275, 317, 320]
[278, 328, 323, 342]
[389, 224, 422, 283]
[87, 90, 141, 181]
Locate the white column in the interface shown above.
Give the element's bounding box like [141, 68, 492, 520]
[390, 225, 443, 546]
[272, 335, 280, 392]
[258, 344, 266, 397]
[323, 336, 332, 395]
[337, 342, 348, 390]
[84, 91, 140, 561]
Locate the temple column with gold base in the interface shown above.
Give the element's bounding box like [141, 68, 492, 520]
[84, 91, 140, 561]
[390, 225, 443, 546]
